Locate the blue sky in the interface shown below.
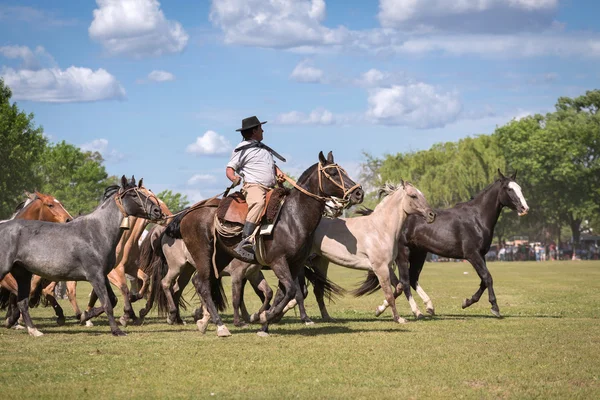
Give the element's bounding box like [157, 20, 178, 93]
[1, 0, 599, 202]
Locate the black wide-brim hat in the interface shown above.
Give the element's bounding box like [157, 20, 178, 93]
[236, 116, 267, 132]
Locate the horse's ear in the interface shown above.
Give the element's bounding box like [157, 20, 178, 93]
[121, 175, 128, 187]
[400, 178, 405, 189]
[497, 169, 506, 179]
[318, 151, 327, 164]
[138, 178, 144, 188]
[510, 170, 517, 180]
[130, 175, 136, 186]
[24, 190, 34, 199]
[34, 191, 44, 199]
[326, 151, 334, 164]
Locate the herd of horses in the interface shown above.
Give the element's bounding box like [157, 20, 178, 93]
[0, 151, 529, 337]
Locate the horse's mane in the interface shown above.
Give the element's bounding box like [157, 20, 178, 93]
[459, 178, 503, 206]
[353, 182, 405, 217]
[296, 163, 318, 184]
[103, 185, 120, 200]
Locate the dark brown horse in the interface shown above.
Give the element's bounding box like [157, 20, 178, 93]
[0, 192, 73, 326]
[166, 151, 363, 337]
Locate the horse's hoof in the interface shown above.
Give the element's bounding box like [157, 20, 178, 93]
[491, 309, 502, 318]
[217, 325, 231, 337]
[258, 311, 268, 324]
[79, 312, 88, 325]
[256, 331, 270, 338]
[135, 317, 145, 326]
[85, 320, 94, 327]
[112, 329, 127, 337]
[166, 317, 175, 326]
[426, 307, 435, 316]
[322, 317, 337, 323]
[249, 313, 258, 323]
[375, 306, 386, 317]
[461, 299, 469, 309]
[27, 327, 44, 337]
[395, 317, 408, 324]
[56, 316, 66, 326]
[196, 319, 209, 334]
[234, 322, 249, 329]
[13, 324, 26, 330]
[303, 320, 315, 326]
[119, 316, 129, 327]
[415, 313, 425, 320]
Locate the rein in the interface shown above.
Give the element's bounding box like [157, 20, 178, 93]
[114, 187, 160, 219]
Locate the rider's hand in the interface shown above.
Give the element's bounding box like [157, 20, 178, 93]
[232, 176, 242, 187]
[276, 172, 285, 184]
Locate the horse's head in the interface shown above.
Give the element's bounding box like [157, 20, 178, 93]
[497, 169, 529, 216]
[34, 192, 74, 223]
[136, 180, 173, 219]
[115, 176, 163, 221]
[317, 151, 364, 207]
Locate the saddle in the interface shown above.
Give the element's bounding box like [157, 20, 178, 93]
[217, 187, 288, 228]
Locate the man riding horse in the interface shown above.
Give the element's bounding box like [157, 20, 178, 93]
[226, 116, 286, 259]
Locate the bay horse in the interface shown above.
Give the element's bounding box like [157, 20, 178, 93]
[0, 176, 163, 336]
[168, 151, 363, 337]
[355, 170, 529, 318]
[0, 192, 73, 326]
[287, 182, 436, 324]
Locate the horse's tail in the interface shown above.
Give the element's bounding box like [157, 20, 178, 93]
[304, 264, 346, 302]
[138, 225, 162, 275]
[211, 274, 228, 312]
[0, 287, 10, 310]
[149, 232, 171, 317]
[354, 206, 374, 217]
[351, 270, 381, 297]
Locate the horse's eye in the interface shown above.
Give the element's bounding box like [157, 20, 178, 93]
[47, 203, 54, 208]
[410, 194, 417, 199]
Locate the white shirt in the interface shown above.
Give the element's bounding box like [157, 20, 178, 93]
[227, 140, 277, 187]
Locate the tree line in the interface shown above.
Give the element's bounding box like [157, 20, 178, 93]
[0, 79, 189, 219]
[360, 90, 600, 247]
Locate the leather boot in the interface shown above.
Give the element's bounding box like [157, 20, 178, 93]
[234, 221, 258, 260]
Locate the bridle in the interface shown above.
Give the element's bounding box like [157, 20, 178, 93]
[284, 162, 361, 211]
[114, 186, 160, 220]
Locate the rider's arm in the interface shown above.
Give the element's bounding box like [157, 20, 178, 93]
[226, 167, 241, 186]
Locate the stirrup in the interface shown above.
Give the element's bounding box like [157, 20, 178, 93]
[234, 239, 255, 261]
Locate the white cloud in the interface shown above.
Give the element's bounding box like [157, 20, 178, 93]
[356, 68, 410, 88]
[147, 70, 175, 82]
[89, 0, 188, 58]
[378, 0, 559, 33]
[275, 108, 335, 125]
[186, 130, 232, 156]
[366, 83, 462, 129]
[290, 59, 324, 83]
[210, 0, 348, 49]
[0, 45, 55, 70]
[187, 174, 217, 185]
[80, 138, 125, 162]
[1, 66, 125, 103]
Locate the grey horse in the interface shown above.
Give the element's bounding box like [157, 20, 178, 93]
[0, 176, 163, 337]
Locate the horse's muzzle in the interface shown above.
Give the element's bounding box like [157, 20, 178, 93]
[148, 205, 163, 221]
[426, 210, 436, 223]
[349, 187, 364, 205]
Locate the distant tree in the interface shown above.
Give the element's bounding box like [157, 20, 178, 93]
[36, 141, 116, 215]
[0, 79, 48, 218]
[156, 190, 189, 213]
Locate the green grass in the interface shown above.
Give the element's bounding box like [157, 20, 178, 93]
[1, 261, 599, 399]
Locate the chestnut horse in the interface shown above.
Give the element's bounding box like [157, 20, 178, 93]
[0, 192, 73, 326]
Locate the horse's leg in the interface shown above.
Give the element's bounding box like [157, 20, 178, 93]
[191, 273, 231, 337]
[161, 267, 184, 325]
[81, 279, 119, 323]
[373, 261, 407, 324]
[65, 281, 83, 320]
[97, 276, 125, 336]
[12, 266, 43, 337]
[5, 294, 22, 329]
[311, 257, 335, 322]
[254, 258, 297, 336]
[407, 251, 434, 315]
[40, 281, 66, 326]
[171, 268, 193, 325]
[291, 275, 314, 325]
[248, 270, 272, 317]
[462, 255, 500, 317]
[131, 269, 149, 302]
[108, 267, 137, 327]
[229, 263, 249, 327]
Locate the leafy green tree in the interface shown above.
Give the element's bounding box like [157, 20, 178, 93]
[36, 141, 116, 215]
[0, 79, 48, 218]
[496, 90, 600, 246]
[156, 190, 189, 213]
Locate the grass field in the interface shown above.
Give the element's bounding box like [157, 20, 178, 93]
[1, 260, 599, 399]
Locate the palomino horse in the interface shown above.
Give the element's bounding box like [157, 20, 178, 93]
[166, 151, 363, 337]
[138, 224, 273, 328]
[0, 176, 163, 336]
[0, 192, 73, 326]
[286, 182, 436, 324]
[354, 170, 529, 318]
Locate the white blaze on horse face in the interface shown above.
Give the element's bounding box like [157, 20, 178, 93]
[508, 182, 529, 216]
